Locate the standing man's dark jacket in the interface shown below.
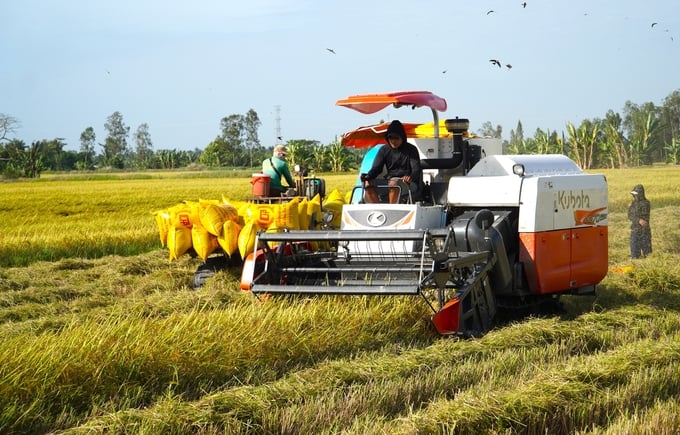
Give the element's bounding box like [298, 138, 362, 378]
[627, 183, 652, 258]
[366, 120, 422, 187]
[628, 184, 651, 231]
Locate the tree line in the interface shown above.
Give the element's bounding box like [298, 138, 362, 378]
[0, 109, 364, 178]
[2, 89, 679, 178]
[478, 89, 680, 169]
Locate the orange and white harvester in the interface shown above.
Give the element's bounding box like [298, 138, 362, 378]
[241, 91, 608, 336]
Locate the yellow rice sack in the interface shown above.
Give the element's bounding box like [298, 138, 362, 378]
[322, 189, 346, 228]
[167, 224, 193, 261]
[171, 201, 200, 229]
[322, 196, 344, 229]
[241, 199, 298, 230]
[308, 193, 322, 229]
[199, 200, 230, 236]
[222, 196, 246, 211]
[217, 197, 241, 222]
[238, 221, 261, 259]
[219, 203, 239, 223]
[272, 197, 299, 230]
[298, 197, 310, 230]
[238, 202, 261, 225]
[326, 188, 344, 203]
[153, 210, 172, 246]
[218, 220, 241, 257]
[192, 224, 219, 261]
[245, 203, 275, 227]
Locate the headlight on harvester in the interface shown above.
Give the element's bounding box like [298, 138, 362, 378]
[512, 163, 525, 177]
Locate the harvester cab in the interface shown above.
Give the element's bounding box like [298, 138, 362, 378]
[240, 90, 609, 337]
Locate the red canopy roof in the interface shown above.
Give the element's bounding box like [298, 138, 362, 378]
[336, 90, 448, 114]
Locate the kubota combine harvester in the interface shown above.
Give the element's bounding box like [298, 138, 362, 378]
[240, 91, 608, 336]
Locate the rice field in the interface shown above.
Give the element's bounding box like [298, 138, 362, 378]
[1, 166, 679, 434]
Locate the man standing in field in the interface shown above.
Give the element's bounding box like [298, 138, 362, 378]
[627, 184, 652, 259]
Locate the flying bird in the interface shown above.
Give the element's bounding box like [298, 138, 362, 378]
[490, 59, 501, 68]
[651, 22, 658, 27]
[521, 2, 527, 8]
[487, 10, 494, 15]
[326, 48, 336, 54]
[442, 69, 447, 74]
[506, 64, 512, 69]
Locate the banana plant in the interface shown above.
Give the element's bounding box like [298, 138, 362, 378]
[566, 121, 600, 170]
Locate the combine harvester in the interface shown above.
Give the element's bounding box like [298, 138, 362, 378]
[240, 91, 608, 336]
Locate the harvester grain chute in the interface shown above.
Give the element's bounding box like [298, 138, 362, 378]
[240, 90, 609, 337]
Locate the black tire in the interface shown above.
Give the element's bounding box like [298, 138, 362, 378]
[192, 255, 230, 289]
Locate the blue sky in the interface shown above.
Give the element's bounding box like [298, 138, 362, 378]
[2, 0, 679, 152]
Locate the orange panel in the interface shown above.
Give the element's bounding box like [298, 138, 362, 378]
[520, 227, 608, 295]
[518, 232, 538, 293]
[520, 231, 572, 294]
[570, 226, 608, 287]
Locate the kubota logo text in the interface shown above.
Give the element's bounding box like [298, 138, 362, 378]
[558, 190, 591, 209]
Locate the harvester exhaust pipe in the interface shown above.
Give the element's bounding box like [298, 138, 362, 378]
[445, 117, 470, 174]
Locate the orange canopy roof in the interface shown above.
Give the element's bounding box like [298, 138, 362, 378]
[336, 90, 448, 114]
[341, 121, 455, 148]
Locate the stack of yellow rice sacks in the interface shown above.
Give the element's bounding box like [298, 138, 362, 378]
[153, 189, 348, 262]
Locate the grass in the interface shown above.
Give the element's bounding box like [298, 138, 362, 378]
[0, 166, 679, 433]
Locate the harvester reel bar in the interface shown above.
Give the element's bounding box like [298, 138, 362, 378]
[256, 229, 429, 242]
[251, 229, 436, 296]
[252, 227, 493, 302]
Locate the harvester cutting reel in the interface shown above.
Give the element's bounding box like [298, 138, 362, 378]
[244, 209, 504, 337]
